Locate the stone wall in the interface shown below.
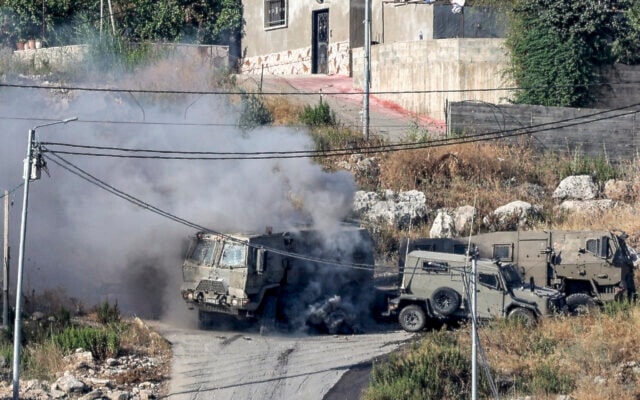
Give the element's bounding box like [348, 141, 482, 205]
[239, 41, 351, 76]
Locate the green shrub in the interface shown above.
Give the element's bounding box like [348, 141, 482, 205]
[522, 362, 575, 395]
[53, 326, 120, 360]
[299, 101, 337, 127]
[365, 331, 494, 400]
[239, 92, 273, 129]
[96, 300, 121, 325]
[560, 150, 619, 182]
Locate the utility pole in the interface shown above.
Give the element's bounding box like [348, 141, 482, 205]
[471, 247, 478, 400]
[3, 190, 9, 331]
[100, 0, 104, 37]
[107, 0, 116, 35]
[12, 117, 77, 400]
[363, 0, 371, 141]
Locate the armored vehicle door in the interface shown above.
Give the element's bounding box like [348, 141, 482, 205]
[516, 231, 551, 287]
[475, 268, 506, 319]
[552, 232, 618, 296]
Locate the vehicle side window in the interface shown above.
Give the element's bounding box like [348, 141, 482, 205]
[478, 273, 500, 289]
[493, 244, 512, 261]
[453, 244, 468, 255]
[220, 243, 247, 268]
[422, 261, 449, 273]
[586, 237, 611, 258]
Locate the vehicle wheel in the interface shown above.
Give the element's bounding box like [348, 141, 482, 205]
[430, 287, 461, 316]
[566, 293, 597, 316]
[259, 295, 278, 336]
[398, 305, 427, 332]
[507, 307, 536, 326]
[325, 309, 350, 335]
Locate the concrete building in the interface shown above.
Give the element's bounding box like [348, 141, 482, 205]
[240, 1, 506, 76]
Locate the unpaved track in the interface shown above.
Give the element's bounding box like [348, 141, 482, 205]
[151, 320, 412, 400]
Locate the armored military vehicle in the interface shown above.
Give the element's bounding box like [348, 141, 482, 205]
[400, 230, 636, 312]
[388, 250, 564, 332]
[180, 225, 376, 334]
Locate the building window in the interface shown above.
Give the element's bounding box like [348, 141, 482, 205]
[265, 0, 287, 29]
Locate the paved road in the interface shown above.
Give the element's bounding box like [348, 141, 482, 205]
[151, 318, 413, 400]
[237, 74, 445, 143]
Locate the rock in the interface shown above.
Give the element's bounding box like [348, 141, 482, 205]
[105, 358, 120, 367]
[353, 190, 428, 229]
[593, 375, 606, 385]
[429, 210, 455, 238]
[55, 373, 87, 393]
[552, 175, 598, 201]
[109, 390, 131, 400]
[80, 388, 105, 400]
[138, 389, 155, 400]
[51, 387, 67, 399]
[604, 179, 633, 201]
[484, 200, 541, 229]
[557, 199, 615, 215]
[454, 205, 476, 235]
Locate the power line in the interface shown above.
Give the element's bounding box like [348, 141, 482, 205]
[0, 183, 23, 199]
[40, 101, 640, 160]
[43, 152, 376, 272]
[0, 115, 437, 131]
[2, 80, 638, 96]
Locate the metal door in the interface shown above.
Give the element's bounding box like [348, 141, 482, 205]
[312, 10, 329, 74]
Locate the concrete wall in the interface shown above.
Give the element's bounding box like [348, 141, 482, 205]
[596, 64, 640, 109]
[372, 3, 434, 44]
[447, 101, 640, 162]
[13, 44, 229, 70]
[352, 38, 512, 121]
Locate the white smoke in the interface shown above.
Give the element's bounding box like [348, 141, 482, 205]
[0, 56, 357, 320]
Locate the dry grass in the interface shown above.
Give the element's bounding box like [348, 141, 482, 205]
[119, 318, 171, 358]
[487, 307, 640, 399]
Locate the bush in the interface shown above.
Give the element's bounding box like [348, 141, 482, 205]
[96, 300, 121, 325]
[239, 92, 273, 129]
[299, 100, 337, 127]
[53, 326, 120, 360]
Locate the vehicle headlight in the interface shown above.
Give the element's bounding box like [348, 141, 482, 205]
[232, 298, 239, 306]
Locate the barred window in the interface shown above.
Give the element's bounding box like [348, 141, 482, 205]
[265, 0, 287, 29]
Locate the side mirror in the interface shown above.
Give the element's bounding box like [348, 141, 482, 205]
[529, 276, 535, 292]
[256, 248, 265, 275]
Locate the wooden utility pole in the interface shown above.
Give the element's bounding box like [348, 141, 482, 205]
[3, 190, 9, 331]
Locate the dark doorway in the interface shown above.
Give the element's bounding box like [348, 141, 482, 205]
[312, 9, 329, 74]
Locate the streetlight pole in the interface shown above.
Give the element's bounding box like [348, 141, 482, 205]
[12, 117, 77, 400]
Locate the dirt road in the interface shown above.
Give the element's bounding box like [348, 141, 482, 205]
[152, 319, 412, 400]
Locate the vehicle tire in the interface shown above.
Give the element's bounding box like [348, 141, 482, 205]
[325, 309, 350, 335]
[430, 287, 461, 316]
[566, 293, 597, 316]
[398, 305, 427, 332]
[507, 307, 536, 326]
[259, 295, 278, 336]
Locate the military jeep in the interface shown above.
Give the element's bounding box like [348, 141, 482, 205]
[387, 250, 564, 332]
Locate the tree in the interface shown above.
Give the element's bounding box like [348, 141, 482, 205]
[505, 0, 639, 107]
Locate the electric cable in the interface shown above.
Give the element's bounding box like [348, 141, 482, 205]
[0, 183, 24, 199]
[3, 80, 639, 96]
[43, 152, 376, 272]
[40, 102, 640, 161]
